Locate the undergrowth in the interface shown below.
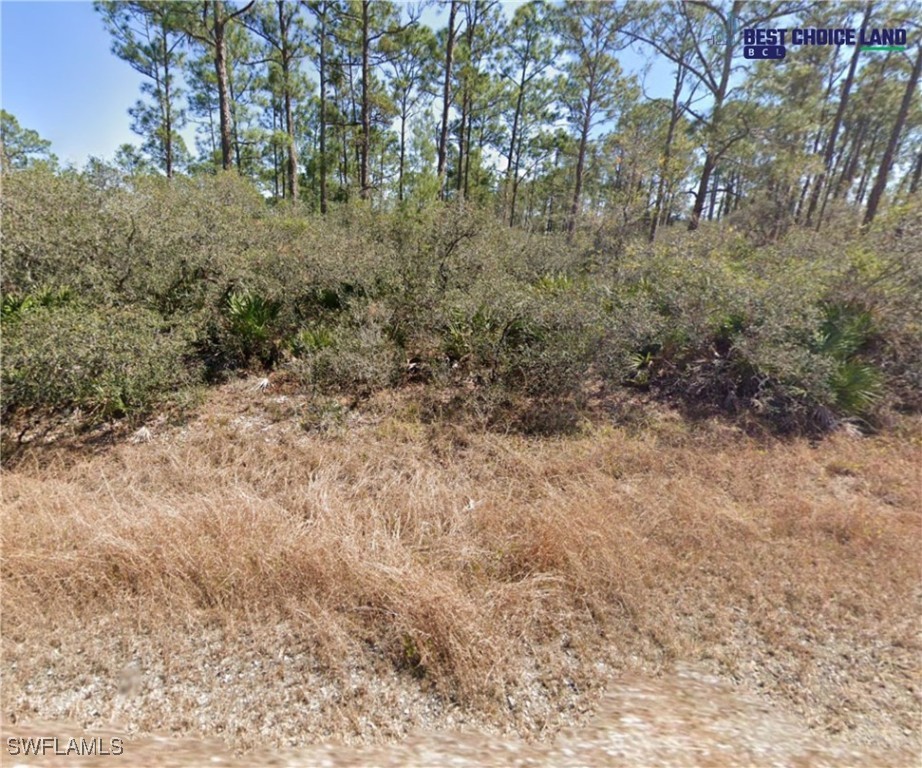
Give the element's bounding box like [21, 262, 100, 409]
[2, 166, 920, 438]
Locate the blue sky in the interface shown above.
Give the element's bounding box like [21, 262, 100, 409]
[1, 0, 664, 168]
[2, 1, 146, 165]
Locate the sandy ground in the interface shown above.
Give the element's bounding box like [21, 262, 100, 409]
[2, 665, 918, 766]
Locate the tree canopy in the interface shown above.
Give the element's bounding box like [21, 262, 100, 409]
[8, 0, 920, 231]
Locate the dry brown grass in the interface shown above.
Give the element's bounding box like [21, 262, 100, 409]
[2, 382, 920, 753]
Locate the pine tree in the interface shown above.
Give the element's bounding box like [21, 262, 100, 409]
[248, 1, 310, 199]
[555, 0, 632, 235]
[177, 1, 256, 171]
[499, 0, 555, 225]
[95, 1, 188, 177]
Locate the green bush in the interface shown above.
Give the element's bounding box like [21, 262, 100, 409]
[2, 304, 199, 422]
[584, 227, 908, 430]
[1, 285, 74, 322]
[286, 304, 402, 396]
[224, 290, 283, 367]
[2, 164, 918, 434]
[288, 324, 336, 357]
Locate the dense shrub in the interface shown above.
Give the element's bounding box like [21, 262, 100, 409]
[2, 302, 198, 422]
[286, 303, 402, 395]
[583, 221, 922, 430]
[221, 290, 284, 368]
[1, 164, 919, 433]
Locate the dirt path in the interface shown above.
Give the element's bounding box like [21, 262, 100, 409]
[3, 666, 917, 767]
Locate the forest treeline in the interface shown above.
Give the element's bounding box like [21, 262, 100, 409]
[2, 0, 921, 234]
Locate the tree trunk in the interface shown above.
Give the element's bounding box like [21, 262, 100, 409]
[832, 50, 890, 203]
[795, 175, 811, 220]
[359, 0, 371, 199]
[509, 135, 523, 227]
[806, 2, 872, 226]
[651, 60, 685, 241]
[398, 94, 407, 201]
[347, 63, 361, 188]
[456, 88, 469, 194]
[318, 1, 328, 213]
[689, 149, 716, 230]
[437, 0, 459, 200]
[821, 54, 891, 220]
[864, 42, 922, 226]
[278, 0, 298, 201]
[272, 100, 280, 197]
[833, 118, 867, 200]
[721, 173, 735, 218]
[505, 52, 528, 224]
[909, 151, 922, 196]
[212, 3, 234, 171]
[284, 86, 296, 198]
[856, 131, 880, 204]
[687, 5, 736, 230]
[457, 6, 478, 197]
[547, 144, 561, 233]
[228, 66, 242, 172]
[795, 46, 840, 218]
[463, 99, 474, 198]
[160, 18, 174, 179]
[707, 168, 720, 221]
[340, 83, 350, 189]
[568, 95, 593, 236]
[689, 128, 721, 231]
